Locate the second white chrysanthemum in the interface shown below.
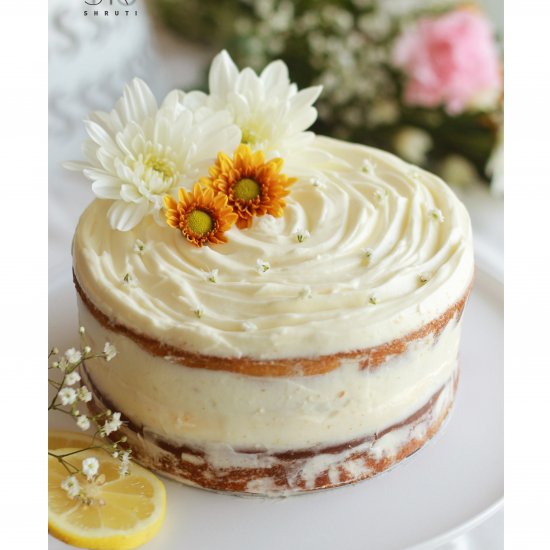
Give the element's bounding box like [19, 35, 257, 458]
[65, 79, 241, 231]
[185, 50, 323, 161]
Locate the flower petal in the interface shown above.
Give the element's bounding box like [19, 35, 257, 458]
[209, 50, 239, 97]
[108, 200, 150, 231]
[117, 78, 158, 125]
[84, 120, 120, 156]
[63, 161, 90, 171]
[120, 183, 142, 202]
[260, 60, 290, 97]
[89, 174, 123, 199]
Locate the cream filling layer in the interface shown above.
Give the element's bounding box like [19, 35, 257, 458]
[73, 135, 473, 360]
[79, 298, 461, 451]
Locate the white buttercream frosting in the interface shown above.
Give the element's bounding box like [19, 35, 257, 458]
[73, 135, 473, 360]
[79, 295, 460, 451]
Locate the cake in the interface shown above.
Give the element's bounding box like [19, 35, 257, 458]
[68, 51, 474, 496]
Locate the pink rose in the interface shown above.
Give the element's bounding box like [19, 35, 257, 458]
[393, 10, 502, 114]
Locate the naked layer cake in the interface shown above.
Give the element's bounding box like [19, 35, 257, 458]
[68, 51, 474, 496]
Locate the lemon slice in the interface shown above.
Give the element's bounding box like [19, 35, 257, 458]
[49, 447, 166, 550]
[48, 430, 96, 451]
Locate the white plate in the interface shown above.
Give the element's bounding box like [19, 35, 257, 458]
[48, 266, 503, 550]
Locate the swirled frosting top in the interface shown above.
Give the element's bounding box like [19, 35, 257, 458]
[73, 136, 474, 360]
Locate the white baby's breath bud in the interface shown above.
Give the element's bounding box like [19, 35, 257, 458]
[419, 272, 432, 285]
[428, 208, 445, 223]
[77, 386, 92, 403]
[205, 269, 219, 283]
[122, 273, 138, 287]
[79, 326, 85, 335]
[242, 321, 257, 332]
[309, 176, 325, 188]
[61, 476, 80, 499]
[112, 451, 119, 458]
[256, 259, 270, 274]
[361, 159, 376, 174]
[103, 342, 117, 361]
[58, 358, 69, 371]
[193, 307, 204, 319]
[294, 229, 311, 243]
[134, 239, 145, 255]
[362, 247, 374, 262]
[64, 371, 81, 386]
[82, 457, 99, 481]
[119, 450, 131, 476]
[65, 348, 82, 365]
[76, 415, 90, 431]
[369, 294, 378, 305]
[59, 387, 77, 406]
[83, 346, 92, 355]
[52, 361, 60, 369]
[409, 168, 422, 181]
[103, 412, 122, 436]
[374, 189, 386, 202]
[52, 347, 59, 355]
[299, 286, 313, 299]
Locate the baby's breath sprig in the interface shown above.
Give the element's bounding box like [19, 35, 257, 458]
[49, 326, 132, 504]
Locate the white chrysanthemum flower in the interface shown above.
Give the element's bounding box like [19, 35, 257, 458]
[103, 412, 122, 436]
[82, 457, 99, 481]
[77, 386, 92, 403]
[65, 348, 82, 365]
[59, 387, 77, 406]
[61, 476, 80, 499]
[76, 415, 91, 431]
[185, 50, 322, 161]
[65, 78, 241, 231]
[64, 371, 81, 386]
[103, 342, 117, 362]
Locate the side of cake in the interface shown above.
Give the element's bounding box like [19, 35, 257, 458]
[68, 52, 474, 496]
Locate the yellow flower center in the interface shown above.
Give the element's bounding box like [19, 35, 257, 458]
[187, 209, 214, 235]
[148, 157, 174, 180]
[234, 178, 261, 201]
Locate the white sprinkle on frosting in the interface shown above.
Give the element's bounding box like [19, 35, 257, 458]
[256, 259, 271, 274]
[428, 208, 445, 222]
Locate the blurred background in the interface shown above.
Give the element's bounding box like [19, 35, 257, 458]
[49, 2, 503, 545]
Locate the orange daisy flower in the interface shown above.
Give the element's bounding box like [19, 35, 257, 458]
[205, 144, 296, 229]
[164, 184, 238, 247]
